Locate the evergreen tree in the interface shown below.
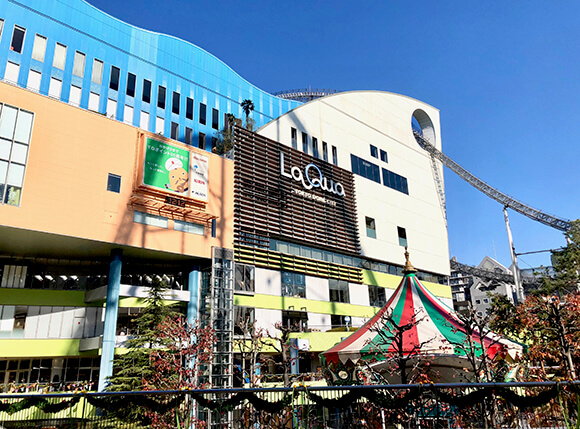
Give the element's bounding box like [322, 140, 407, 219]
[107, 276, 177, 391]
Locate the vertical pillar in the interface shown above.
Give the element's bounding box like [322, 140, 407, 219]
[98, 248, 122, 392]
[290, 339, 299, 375]
[187, 268, 200, 326]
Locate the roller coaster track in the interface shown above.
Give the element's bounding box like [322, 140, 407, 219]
[413, 131, 571, 232]
[450, 259, 539, 285]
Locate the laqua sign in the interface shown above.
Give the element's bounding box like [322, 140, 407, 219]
[280, 152, 345, 197]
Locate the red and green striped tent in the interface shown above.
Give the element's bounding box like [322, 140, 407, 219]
[322, 269, 523, 373]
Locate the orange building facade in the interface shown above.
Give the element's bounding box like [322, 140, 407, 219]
[0, 81, 234, 389]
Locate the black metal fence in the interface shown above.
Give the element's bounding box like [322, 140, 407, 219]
[0, 381, 578, 428]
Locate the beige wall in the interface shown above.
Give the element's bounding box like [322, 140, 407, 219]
[0, 83, 234, 258]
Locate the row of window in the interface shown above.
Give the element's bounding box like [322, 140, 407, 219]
[365, 217, 408, 246]
[290, 127, 338, 165]
[3, 21, 226, 145]
[133, 210, 213, 236]
[269, 239, 445, 284]
[0, 357, 100, 386]
[370, 144, 388, 163]
[0, 103, 33, 207]
[350, 154, 409, 195]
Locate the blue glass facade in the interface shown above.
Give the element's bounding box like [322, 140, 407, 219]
[0, 0, 300, 150]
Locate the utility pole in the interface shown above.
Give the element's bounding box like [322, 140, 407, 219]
[503, 207, 523, 303]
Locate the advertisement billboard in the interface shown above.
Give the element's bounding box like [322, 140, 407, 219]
[143, 137, 208, 202]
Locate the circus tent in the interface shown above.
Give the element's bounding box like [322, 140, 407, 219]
[321, 252, 524, 383]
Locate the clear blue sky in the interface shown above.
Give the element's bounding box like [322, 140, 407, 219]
[89, 0, 579, 270]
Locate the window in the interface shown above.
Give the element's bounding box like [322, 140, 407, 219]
[126, 73, 136, 97]
[0, 20, 4, 41]
[174, 220, 204, 235]
[69, 85, 81, 106]
[475, 299, 481, 305]
[140, 111, 149, 130]
[172, 91, 180, 114]
[88, 92, 99, 111]
[380, 149, 388, 163]
[142, 79, 151, 103]
[291, 127, 297, 149]
[397, 227, 407, 247]
[302, 132, 308, 154]
[109, 66, 120, 91]
[322, 141, 328, 162]
[212, 108, 219, 129]
[234, 306, 255, 335]
[53, 43, 67, 70]
[235, 264, 255, 293]
[133, 211, 168, 228]
[170, 121, 178, 139]
[72, 51, 85, 77]
[0, 105, 34, 206]
[370, 145, 378, 158]
[282, 310, 308, 332]
[157, 85, 166, 109]
[282, 271, 306, 298]
[369, 285, 386, 307]
[211, 218, 217, 237]
[312, 137, 319, 158]
[123, 105, 133, 125]
[4, 62, 20, 84]
[199, 103, 206, 125]
[329, 279, 349, 303]
[10, 26, 25, 53]
[332, 145, 338, 165]
[31, 34, 47, 62]
[106, 98, 117, 119]
[211, 137, 218, 151]
[366, 217, 376, 239]
[13, 307, 27, 330]
[26, 70, 41, 92]
[48, 77, 62, 99]
[91, 59, 103, 84]
[351, 154, 381, 184]
[198, 132, 206, 150]
[186, 97, 194, 120]
[155, 116, 164, 134]
[107, 173, 121, 193]
[331, 315, 349, 329]
[382, 168, 409, 194]
[483, 298, 489, 304]
[185, 127, 193, 145]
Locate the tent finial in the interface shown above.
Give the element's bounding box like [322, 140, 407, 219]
[403, 246, 417, 274]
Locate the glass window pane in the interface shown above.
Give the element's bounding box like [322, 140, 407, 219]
[91, 59, 103, 84]
[0, 139, 11, 159]
[26, 70, 41, 92]
[0, 106, 18, 139]
[0, 160, 8, 182]
[4, 61, 20, 83]
[14, 111, 33, 144]
[69, 85, 82, 107]
[11, 143, 27, 164]
[10, 26, 25, 53]
[53, 43, 67, 70]
[31, 34, 47, 62]
[48, 78, 62, 99]
[7, 163, 25, 186]
[73, 51, 85, 77]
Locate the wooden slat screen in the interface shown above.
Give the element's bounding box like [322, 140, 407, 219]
[234, 128, 360, 254]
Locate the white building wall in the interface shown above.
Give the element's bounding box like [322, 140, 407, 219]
[254, 308, 280, 333]
[258, 91, 449, 276]
[255, 267, 281, 296]
[305, 275, 328, 302]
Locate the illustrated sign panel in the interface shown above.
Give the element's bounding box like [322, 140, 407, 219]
[143, 138, 208, 202]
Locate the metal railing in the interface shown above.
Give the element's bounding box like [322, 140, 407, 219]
[1, 381, 578, 428]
